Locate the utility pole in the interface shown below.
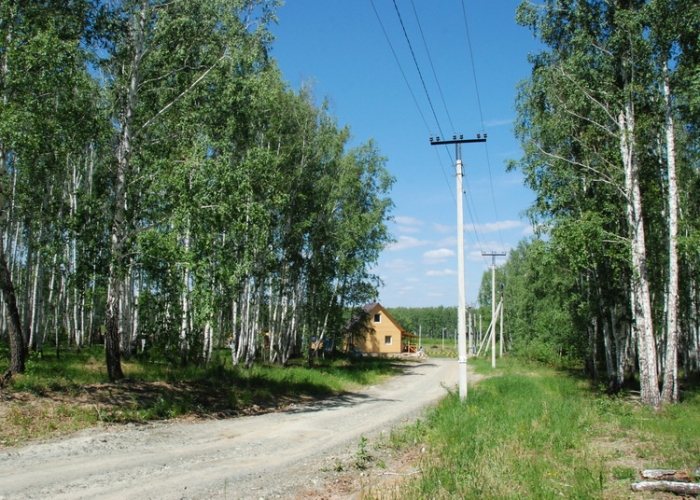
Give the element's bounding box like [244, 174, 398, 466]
[431, 134, 486, 401]
[468, 305, 473, 355]
[483, 251, 506, 368]
[499, 291, 505, 357]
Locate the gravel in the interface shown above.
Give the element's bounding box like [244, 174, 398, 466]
[0, 358, 458, 500]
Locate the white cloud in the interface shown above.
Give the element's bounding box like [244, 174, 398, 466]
[387, 236, 428, 251]
[423, 248, 455, 264]
[426, 268, 457, 277]
[484, 118, 513, 127]
[393, 216, 425, 235]
[435, 236, 457, 247]
[468, 251, 485, 262]
[393, 216, 424, 226]
[383, 258, 415, 272]
[432, 222, 453, 234]
[433, 220, 527, 240]
[479, 241, 512, 254]
[464, 220, 527, 234]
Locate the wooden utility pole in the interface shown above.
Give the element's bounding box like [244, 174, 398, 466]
[483, 252, 506, 368]
[430, 134, 486, 401]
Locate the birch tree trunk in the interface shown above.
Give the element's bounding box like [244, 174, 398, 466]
[620, 103, 660, 406]
[180, 222, 191, 366]
[0, 237, 24, 374]
[106, 2, 147, 382]
[661, 64, 679, 403]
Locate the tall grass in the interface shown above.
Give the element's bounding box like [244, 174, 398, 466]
[385, 358, 700, 499]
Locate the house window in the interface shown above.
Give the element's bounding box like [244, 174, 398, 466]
[385, 335, 392, 345]
[374, 313, 381, 323]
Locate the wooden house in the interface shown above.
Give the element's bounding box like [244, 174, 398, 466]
[346, 302, 418, 355]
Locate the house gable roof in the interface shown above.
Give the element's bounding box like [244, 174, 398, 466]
[362, 302, 411, 336]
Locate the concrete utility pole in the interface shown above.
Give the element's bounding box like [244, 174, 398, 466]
[499, 292, 505, 357]
[431, 134, 486, 401]
[468, 305, 474, 355]
[483, 251, 506, 368]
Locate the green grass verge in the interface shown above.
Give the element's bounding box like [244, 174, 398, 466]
[383, 358, 700, 499]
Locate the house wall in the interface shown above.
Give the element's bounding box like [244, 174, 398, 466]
[353, 307, 402, 355]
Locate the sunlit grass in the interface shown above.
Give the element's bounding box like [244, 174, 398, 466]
[379, 358, 700, 500]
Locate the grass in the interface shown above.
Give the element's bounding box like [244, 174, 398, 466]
[0, 346, 406, 447]
[377, 357, 700, 499]
[420, 336, 458, 358]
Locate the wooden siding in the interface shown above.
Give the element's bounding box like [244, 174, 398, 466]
[350, 303, 411, 355]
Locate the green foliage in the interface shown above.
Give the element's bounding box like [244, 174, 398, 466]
[479, 239, 584, 367]
[507, 0, 700, 395]
[387, 307, 457, 337]
[0, 0, 396, 375]
[355, 435, 373, 470]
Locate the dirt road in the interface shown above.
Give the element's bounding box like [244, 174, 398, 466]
[0, 358, 459, 499]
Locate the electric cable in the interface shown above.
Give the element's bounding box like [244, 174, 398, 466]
[369, 0, 455, 204]
[391, 0, 445, 139]
[461, 0, 506, 252]
[369, 0, 431, 133]
[409, 0, 455, 133]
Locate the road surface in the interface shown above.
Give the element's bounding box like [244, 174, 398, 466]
[0, 358, 458, 499]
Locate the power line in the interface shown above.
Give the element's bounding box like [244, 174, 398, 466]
[371, 0, 500, 260]
[391, 0, 444, 138]
[369, 0, 455, 204]
[368, 0, 431, 133]
[409, 0, 455, 132]
[460, 0, 505, 250]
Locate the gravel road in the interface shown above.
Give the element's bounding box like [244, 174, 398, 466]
[0, 358, 458, 500]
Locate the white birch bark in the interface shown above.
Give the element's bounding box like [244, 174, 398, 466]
[620, 103, 660, 406]
[180, 222, 191, 365]
[106, 0, 147, 380]
[661, 63, 679, 403]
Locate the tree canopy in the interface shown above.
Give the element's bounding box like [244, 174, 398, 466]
[498, 0, 700, 405]
[0, 0, 395, 379]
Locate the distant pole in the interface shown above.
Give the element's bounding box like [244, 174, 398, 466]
[479, 314, 482, 345]
[468, 308, 473, 355]
[499, 293, 504, 357]
[483, 252, 506, 368]
[419, 324, 422, 350]
[431, 134, 486, 401]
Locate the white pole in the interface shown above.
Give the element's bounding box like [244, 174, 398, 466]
[456, 156, 468, 400]
[491, 262, 496, 368]
[430, 135, 486, 401]
[479, 314, 482, 344]
[468, 309, 473, 355]
[419, 324, 422, 350]
[500, 295, 504, 357]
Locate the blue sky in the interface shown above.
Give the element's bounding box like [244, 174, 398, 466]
[270, 1, 542, 308]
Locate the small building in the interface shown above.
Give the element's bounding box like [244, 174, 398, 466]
[346, 302, 418, 355]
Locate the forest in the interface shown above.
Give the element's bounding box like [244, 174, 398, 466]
[2, 0, 700, 413]
[479, 0, 700, 407]
[0, 0, 394, 382]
